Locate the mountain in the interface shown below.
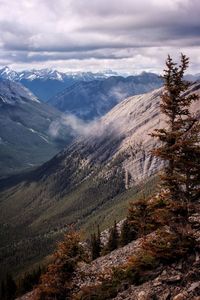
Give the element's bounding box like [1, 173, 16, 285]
[48, 73, 163, 120]
[0, 66, 118, 82]
[0, 79, 72, 175]
[0, 66, 19, 81]
[0, 67, 119, 102]
[0, 67, 163, 119]
[0, 82, 199, 279]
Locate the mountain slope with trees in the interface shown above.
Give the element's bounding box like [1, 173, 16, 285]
[0, 62, 199, 285]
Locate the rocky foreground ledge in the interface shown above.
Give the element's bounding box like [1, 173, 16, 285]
[17, 210, 200, 300]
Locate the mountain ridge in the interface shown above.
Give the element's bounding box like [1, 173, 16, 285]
[0, 66, 119, 82]
[0, 67, 119, 102]
[48, 73, 163, 120]
[0, 66, 162, 103]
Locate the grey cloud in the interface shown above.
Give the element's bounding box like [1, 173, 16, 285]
[49, 113, 106, 138]
[3, 49, 132, 64]
[108, 86, 130, 103]
[0, 0, 199, 72]
[27, 51, 130, 62]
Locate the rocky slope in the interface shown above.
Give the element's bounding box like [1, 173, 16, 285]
[70, 204, 200, 299]
[17, 204, 200, 300]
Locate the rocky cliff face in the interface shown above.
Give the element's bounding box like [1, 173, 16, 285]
[96, 81, 200, 185]
[54, 81, 200, 189]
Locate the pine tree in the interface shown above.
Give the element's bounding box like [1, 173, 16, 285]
[35, 231, 83, 300]
[91, 233, 95, 260]
[120, 219, 135, 246]
[91, 225, 101, 260]
[128, 198, 152, 237]
[96, 225, 101, 257]
[151, 54, 199, 205]
[107, 221, 119, 252]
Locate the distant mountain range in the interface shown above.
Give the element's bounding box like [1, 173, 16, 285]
[0, 67, 119, 101]
[0, 79, 72, 175]
[0, 66, 118, 82]
[1, 66, 199, 105]
[0, 67, 164, 121]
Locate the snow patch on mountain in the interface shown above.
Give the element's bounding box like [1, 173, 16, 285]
[26, 127, 50, 143]
[0, 66, 120, 83]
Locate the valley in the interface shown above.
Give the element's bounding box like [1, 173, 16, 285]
[0, 79, 72, 175]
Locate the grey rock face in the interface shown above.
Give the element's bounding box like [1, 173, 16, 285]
[65, 81, 200, 188]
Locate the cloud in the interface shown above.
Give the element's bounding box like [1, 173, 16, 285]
[0, 0, 200, 72]
[49, 113, 106, 138]
[108, 86, 130, 103]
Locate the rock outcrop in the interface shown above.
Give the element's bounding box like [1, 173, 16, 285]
[69, 204, 200, 299]
[16, 207, 200, 300]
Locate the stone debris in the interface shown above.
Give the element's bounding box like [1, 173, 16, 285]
[72, 235, 143, 290]
[172, 292, 189, 300]
[187, 281, 200, 293]
[17, 210, 200, 300]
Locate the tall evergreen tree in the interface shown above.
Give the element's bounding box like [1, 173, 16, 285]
[35, 231, 83, 300]
[151, 54, 200, 205]
[120, 219, 135, 246]
[128, 198, 152, 237]
[91, 225, 101, 260]
[107, 221, 119, 252]
[96, 225, 101, 255]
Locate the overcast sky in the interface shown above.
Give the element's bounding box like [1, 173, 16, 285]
[0, 0, 200, 73]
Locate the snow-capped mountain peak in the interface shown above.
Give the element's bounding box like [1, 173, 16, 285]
[0, 66, 121, 83]
[0, 66, 19, 81]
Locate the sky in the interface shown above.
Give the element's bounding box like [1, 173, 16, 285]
[0, 0, 200, 73]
